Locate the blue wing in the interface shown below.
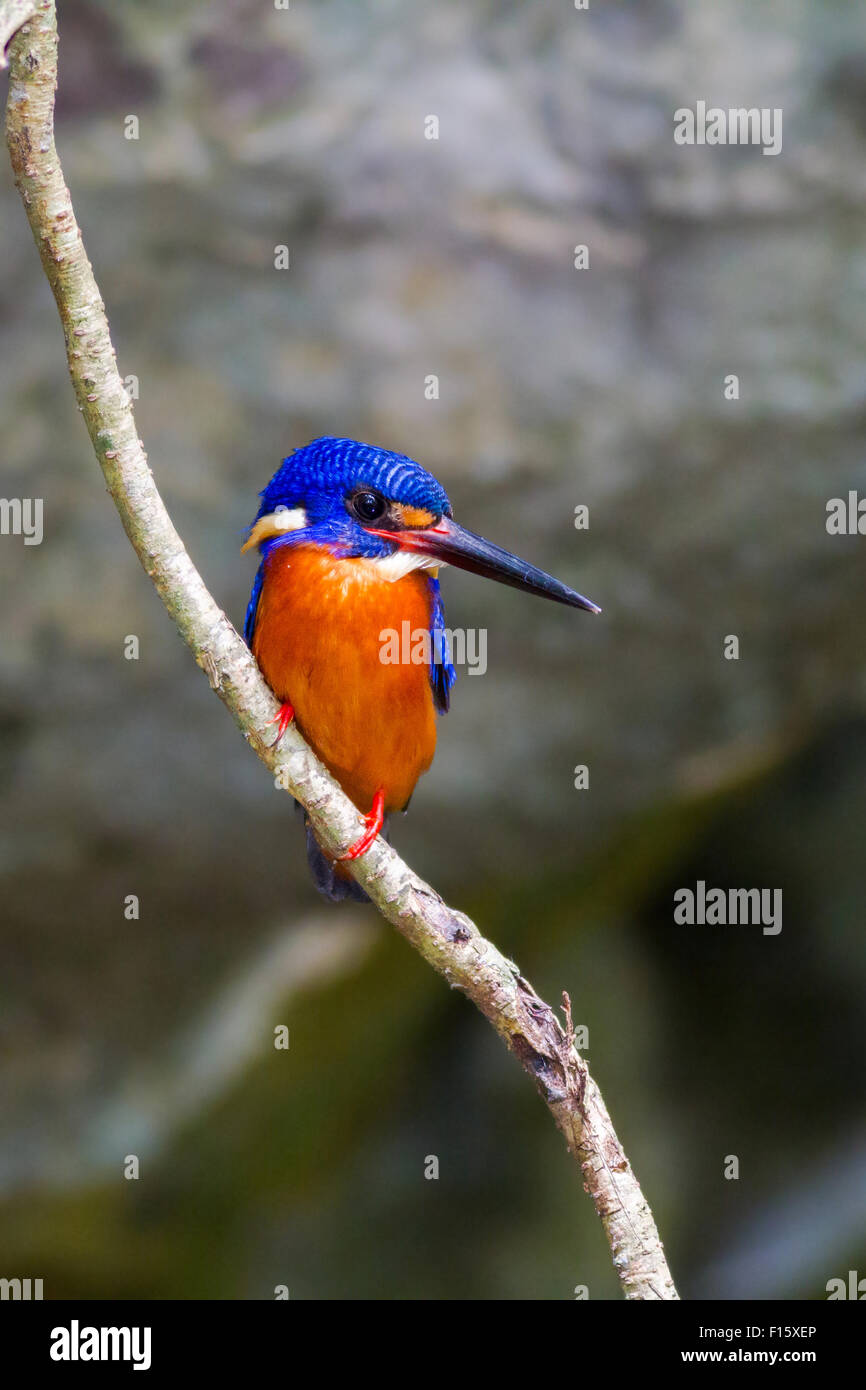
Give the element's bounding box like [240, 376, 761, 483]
[428, 575, 456, 714]
[243, 561, 265, 647]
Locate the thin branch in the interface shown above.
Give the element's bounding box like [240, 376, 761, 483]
[2, 0, 678, 1299]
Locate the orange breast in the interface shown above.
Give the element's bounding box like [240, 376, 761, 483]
[251, 544, 438, 813]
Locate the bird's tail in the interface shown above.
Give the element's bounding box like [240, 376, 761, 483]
[299, 805, 389, 904]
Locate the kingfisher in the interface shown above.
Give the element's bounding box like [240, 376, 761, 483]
[243, 437, 599, 902]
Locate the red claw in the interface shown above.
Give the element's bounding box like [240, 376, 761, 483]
[267, 702, 294, 747]
[340, 787, 386, 862]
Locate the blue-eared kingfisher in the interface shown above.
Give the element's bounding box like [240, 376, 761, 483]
[243, 437, 600, 902]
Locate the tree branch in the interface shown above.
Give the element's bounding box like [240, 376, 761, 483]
[2, 0, 678, 1299]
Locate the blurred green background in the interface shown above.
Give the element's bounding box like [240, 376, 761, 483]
[1, 0, 866, 1299]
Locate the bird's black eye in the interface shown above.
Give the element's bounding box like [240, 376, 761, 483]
[350, 490, 387, 524]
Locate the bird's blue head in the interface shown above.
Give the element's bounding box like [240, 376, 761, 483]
[244, 436, 452, 562]
[245, 436, 600, 612]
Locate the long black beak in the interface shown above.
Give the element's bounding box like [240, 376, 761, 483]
[368, 516, 601, 614]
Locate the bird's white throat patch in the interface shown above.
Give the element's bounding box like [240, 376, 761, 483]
[368, 550, 443, 582]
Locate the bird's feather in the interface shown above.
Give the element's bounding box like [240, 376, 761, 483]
[243, 560, 265, 647]
[428, 574, 456, 714]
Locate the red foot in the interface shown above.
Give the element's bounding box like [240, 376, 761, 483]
[340, 788, 386, 862]
[267, 702, 294, 747]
